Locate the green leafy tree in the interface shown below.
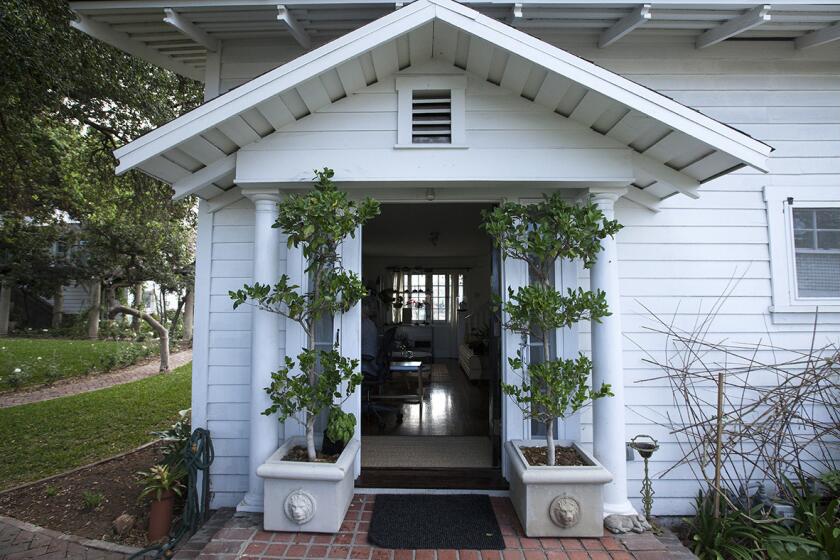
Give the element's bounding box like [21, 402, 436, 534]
[1, 1, 202, 336]
[482, 193, 622, 466]
[230, 169, 380, 461]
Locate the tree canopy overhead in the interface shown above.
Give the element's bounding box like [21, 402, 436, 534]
[0, 0, 203, 332]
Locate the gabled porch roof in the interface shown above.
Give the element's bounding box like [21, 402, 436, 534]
[112, 0, 772, 208]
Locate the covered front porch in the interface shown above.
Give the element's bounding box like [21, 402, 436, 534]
[237, 182, 634, 520]
[108, 0, 770, 522]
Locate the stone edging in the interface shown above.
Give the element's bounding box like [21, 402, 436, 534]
[0, 514, 142, 556]
[0, 441, 158, 496]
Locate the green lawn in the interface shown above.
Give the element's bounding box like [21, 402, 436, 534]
[0, 337, 157, 391]
[0, 363, 191, 491]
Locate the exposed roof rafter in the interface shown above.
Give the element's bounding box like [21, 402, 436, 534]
[696, 4, 771, 49]
[277, 4, 312, 49]
[173, 153, 237, 199]
[599, 4, 652, 49]
[796, 21, 840, 49]
[70, 14, 203, 80]
[163, 8, 220, 52]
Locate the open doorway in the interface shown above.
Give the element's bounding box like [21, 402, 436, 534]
[358, 202, 503, 487]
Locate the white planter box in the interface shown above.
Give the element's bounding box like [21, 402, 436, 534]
[257, 437, 359, 533]
[506, 439, 612, 537]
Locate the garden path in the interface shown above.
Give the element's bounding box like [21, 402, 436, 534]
[0, 514, 140, 559]
[0, 350, 192, 408]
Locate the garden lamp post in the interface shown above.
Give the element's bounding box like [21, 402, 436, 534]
[629, 434, 659, 521]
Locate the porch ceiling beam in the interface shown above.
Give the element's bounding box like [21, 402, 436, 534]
[696, 5, 771, 49]
[70, 14, 203, 80]
[598, 4, 651, 49]
[796, 22, 840, 50]
[172, 152, 237, 199]
[277, 5, 311, 50]
[163, 8, 220, 52]
[623, 185, 661, 212]
[631, 153, 700, 199]
[207, 186, 245, 212]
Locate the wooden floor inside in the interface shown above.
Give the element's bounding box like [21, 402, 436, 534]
[360, 359, 504, 488]
[361, 359, 490, 437]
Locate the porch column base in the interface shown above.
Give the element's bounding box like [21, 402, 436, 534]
[603, 500, 638, 517]
[237, 492, 265, 513]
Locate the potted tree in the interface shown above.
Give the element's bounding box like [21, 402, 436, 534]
[230, 168, 379, 533]
[482, 193, 621, 537]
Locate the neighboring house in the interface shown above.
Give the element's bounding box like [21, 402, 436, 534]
[70, 0, 840, 516]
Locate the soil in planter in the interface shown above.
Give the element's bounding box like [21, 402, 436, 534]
[283, 445, 340, 463]
[0, 444, 171, 547]
[520, 445, 586, 467]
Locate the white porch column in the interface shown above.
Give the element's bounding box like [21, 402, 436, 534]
[239, 191, 282, 512]
[589, 189, 635, 517]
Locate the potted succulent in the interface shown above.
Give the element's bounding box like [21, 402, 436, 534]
[138, 464, 186, 542]
[482, 193, 621, 537]
[230, 168, 379, 532]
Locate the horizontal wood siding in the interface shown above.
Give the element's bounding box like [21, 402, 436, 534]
[565, 37, 840, 516]
[205, 198, 284, 508]
[212, 35, 840, 513]
[59, 283, 90, 314]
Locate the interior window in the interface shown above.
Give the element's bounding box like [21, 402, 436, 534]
[431, 274, 448, 321]
[792, 208, 840, 298]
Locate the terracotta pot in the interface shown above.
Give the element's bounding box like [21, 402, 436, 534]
[147, 490, 174, 542]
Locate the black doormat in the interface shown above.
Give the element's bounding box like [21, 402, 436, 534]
[368, 494, 506, 550]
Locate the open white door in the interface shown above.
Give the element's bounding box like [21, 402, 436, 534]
[339, 226, 363, 477]
[500, 252, 527, 478]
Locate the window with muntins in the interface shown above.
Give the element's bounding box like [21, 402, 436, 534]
[793, 208, 840, 298]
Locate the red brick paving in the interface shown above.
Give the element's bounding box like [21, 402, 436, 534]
[173, 496, 695, 560]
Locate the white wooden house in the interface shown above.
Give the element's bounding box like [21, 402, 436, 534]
[70, 0, 840, 516]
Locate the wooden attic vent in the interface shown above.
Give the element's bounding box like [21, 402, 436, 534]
[411, 89, 452, 144]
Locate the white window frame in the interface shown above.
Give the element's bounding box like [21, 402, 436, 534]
[395, 75, 467, 149]
[764, 186, 840, 321]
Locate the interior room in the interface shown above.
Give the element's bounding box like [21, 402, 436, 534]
[359, 202, 501, 476]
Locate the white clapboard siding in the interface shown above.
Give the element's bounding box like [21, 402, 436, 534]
[58, 283, 91, 314]
[202, 33, 840, 513]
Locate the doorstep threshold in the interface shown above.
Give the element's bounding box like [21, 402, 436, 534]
[356, 467, 509, 491]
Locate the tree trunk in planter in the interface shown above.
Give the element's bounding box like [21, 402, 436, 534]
[109, 305, 170, 372]
[87, 280, 101, 340]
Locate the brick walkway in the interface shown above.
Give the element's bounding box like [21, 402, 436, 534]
[0, 514, 142, 559]
[0, 350, 192, 408]
[175, 496, 695, 560]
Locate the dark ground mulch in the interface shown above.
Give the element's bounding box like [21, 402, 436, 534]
[0, 444, 167, 547]
[520, 445, 586, 466]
